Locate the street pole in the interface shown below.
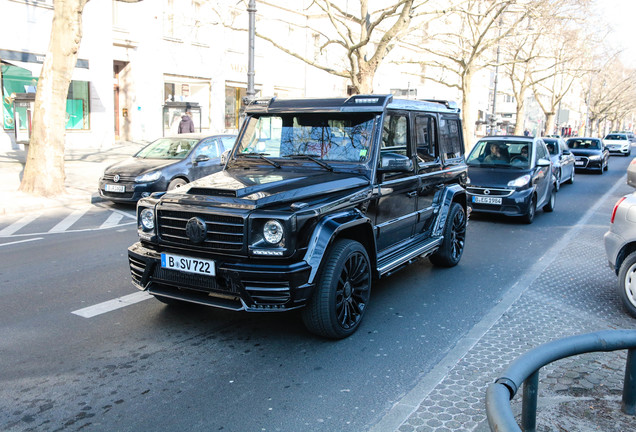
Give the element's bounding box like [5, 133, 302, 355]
[246, 0, 256, 102]
[491, 17, 503, 135]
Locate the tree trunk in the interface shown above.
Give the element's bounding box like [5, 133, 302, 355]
[19, 0, 90, 197]
[461, 71, 475, 151]
[544, 112, 556, 136]
[513, 88, 527, 135]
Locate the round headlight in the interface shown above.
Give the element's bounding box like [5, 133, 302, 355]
[263, 220, 284, 244]
[140, 208, 155, 231]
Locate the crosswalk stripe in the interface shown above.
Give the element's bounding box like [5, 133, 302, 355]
[100, 212, 124, 229]
[72, 291, 152, 318]
[0, 213, 42, 236]
[48, 207, 89, 233]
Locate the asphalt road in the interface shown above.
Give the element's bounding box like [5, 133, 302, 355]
[0, 155, 632, 432]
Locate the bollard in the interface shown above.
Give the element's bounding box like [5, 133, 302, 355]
[623, 348, 636, 415]
[521, 370, 539, 432]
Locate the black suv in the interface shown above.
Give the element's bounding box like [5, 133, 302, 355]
[128, 95, 468, 338]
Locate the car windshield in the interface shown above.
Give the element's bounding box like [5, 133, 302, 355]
[235, 113, 375, 162]
[605, 134, 626, 140]
[135, 138, 199, 159]
[466, 140, 531, 169]
[543, 139, 559, 155]
[567, 138, 601, 149]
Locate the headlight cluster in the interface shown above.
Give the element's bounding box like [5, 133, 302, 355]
[140, 208, 155, 231]
[588, 155, 601, 161]
[136, 171, 162, 183]
[507, 174, 531, 188]
[263, 220, 284, 244]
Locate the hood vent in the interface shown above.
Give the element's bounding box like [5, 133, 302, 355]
[188, 187, 237, 197]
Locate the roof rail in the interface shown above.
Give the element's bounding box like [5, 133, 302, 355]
[419, 99, 459, 110]
[245, 97, 277, 112]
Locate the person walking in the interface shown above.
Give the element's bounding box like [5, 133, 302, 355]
[178, 110, 194, 134]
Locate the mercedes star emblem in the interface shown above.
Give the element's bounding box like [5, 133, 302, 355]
[185, 217, 207, 244]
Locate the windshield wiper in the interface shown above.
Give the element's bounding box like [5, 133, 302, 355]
[236, 152, 281, 168]
[282, 154, 334, 171]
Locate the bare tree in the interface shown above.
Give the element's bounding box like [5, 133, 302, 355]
[221, 0, 441, 94]
[19, 0, 91, 197]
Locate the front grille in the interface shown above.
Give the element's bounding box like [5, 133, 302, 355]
[575, 157, 589, 167]
[153, 267, 222, 292]
[129, 255, 147, 285]
[103, 190, 135, 199]
[466, 187, 513, 197]
[157, 209, 245, 251]
[103, 174, 137, 182]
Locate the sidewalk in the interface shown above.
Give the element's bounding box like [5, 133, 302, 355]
[0, 141, 145, 216]
[373, 179, 636, 431]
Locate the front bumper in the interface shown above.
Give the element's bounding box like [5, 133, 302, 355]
[128, 242, 314, 311]
[574, 157, 603, 170]
[467, 187, 533, 217]
[98, 179, 166, 203]
[607, 145, 631, 155]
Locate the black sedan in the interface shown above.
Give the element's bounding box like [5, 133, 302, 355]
[98, 133, 236, 203]
[466, 136, 556, 224]
[565, 137, 609, 173]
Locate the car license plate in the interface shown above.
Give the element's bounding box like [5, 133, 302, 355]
[105, 184, 126, 193]
[473, 196, 502, 205]
[575, 160, 585, 166]
[161, 253, 216, 276]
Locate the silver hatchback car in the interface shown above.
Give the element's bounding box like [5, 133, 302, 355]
[604, 192, 636, 317]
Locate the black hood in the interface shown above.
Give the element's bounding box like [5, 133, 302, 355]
[468, 165, 531, 188]
[160, 168, 370, 209]
[104, 157, 177, 177]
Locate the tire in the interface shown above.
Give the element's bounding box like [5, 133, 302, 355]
[604, 158, 609, 171]
[617, 251, 636, 318]
[168, 178, 188, 190]
[543, 186, 556, 212]
[521, 194, 536, 224]
[302, 239, 371, 339]
[554, 170, 561, 191]
[566, 167, 575, 184]
[430, 202, 466, 267]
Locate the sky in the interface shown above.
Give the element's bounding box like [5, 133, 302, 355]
[594, 0, 636, 67]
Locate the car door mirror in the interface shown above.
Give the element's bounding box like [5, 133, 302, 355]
[537, 158, 551, 167]
[378, 152, 414, 173]
[194, 154, 210, 163]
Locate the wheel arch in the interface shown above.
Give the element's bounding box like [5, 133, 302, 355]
[432, 184, 466, 236]
[615, 242, 636, 275]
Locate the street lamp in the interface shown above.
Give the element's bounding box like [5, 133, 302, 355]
[246, 0, 256, 102]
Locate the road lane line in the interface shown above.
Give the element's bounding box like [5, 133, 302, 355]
[100, 212, 124, 229]
[72, 291, 152, 318]
[0, 213, 41, 236]
[49, 207, 90, 233]
[0, 237, 43, 247]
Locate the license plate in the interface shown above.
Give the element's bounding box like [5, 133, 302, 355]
[105, 184, 126, 193]
[473, 196, 502, 205]
[575, 161, 585, 166]
[161, 253, 216, 276]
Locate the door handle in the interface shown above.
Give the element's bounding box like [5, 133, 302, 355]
[407, 191, 418, 198]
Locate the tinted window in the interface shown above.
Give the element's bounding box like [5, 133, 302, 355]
[193, 139, 219, 158]
[414, 115, 437, 162]
[136, 138, 199, 159]
[439, 117, 462, 159]
[567, 139, 601, 149]
[220, 136, 236, 150]
[381, 113, 409, 157]
[466, 140, 530, 168]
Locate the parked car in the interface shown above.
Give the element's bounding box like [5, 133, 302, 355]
[98, 133, 237, 203]
[603, 132, 632, 156]
[466, 135, 556, 224]
[628, 158, 636, 188]
[565, 137, 610, 173]
[127, 95, 468, 339]
[610, 130, 636, 144]
[604, 191, 636, 317]
[543, 136, 575, 189]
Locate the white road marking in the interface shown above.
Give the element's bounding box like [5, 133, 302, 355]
[0, 237, 43, 247]
[49, 207, 90, 233]
[100, 212, 124, 229]
[0, 213, 42, 236]
[72, 291, 152, 318]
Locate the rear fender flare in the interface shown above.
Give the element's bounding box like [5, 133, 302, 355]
[303, 209, 375, 284]
[432, 184, 466, 237]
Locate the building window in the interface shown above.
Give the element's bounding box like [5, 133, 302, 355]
[224, 85, 260, 130]
[163, 76, 210, 133]
[1, 64, 90, 131]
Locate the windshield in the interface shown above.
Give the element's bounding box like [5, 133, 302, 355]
[466, 140, 531, 169]
[567, 138, 601, 149]
[135, 138, 199, 159]
[235, 113, 375, 162]
[605, 134, 626, 140]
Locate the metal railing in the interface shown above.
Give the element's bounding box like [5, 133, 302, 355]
[486, 329, 636, 431]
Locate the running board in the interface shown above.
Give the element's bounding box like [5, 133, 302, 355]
[377, 237, 443, 276]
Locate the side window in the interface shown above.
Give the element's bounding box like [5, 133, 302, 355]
[193, 139, 220, 159]
[439, 117, 463, 160]
[535, 141, 548, 162]
[220, 136, 236, 151]
[414, 115, 437, 163]
[381, 113, 409, 157]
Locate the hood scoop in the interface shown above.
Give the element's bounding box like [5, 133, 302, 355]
[188, 187, 237, 197]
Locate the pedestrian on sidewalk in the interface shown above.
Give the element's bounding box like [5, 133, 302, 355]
[178, 110, 194, 134]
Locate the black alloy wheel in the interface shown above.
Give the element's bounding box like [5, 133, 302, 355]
[302, 239, 371, 339]
[430, 202, 466, 267]
[543, 186, 556, 212]
[521, 194, 536, 224]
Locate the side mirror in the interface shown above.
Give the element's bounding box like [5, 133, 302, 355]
[194, 155, 210, 163]
[537, 158, 551, 167]
[563, 149, 571, 155]
[220, 149, 230, 165]
[378, 152, 414, 173]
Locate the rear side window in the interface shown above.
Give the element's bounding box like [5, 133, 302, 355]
[414, 115, 437, 163]
[439, 117, 462, 160]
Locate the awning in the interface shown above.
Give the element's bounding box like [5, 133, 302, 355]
[1, 59, 90, 82]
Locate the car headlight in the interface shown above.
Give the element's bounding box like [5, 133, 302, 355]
[263, 220, 284, 244]
[136, 171, 162, 183]
[588, 155, 601, 161]
[507, 174, 531, 188]
[140, 208, 155, 231]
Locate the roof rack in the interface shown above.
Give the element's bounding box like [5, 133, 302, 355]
[420, 99, 459, 110]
